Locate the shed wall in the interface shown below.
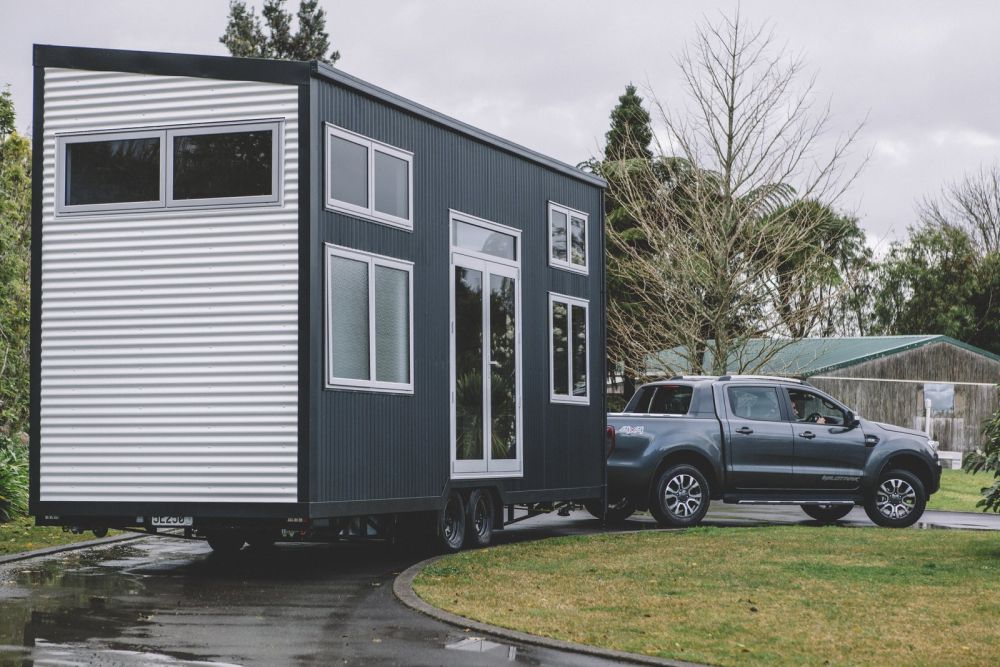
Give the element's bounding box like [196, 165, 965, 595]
[308, 77, 605, 504]
[38, 68, 300, 502]
[811, 343, 999, 451]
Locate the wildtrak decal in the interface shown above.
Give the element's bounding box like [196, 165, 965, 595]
[821, 475, 860, 482]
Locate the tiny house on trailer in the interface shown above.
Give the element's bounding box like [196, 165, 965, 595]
[30, 45, 607, 553]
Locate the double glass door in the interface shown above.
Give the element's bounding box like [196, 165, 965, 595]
[450, 254, 521, 476]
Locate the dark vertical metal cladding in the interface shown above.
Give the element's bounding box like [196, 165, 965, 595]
[309, 74, 606, 506]
[28, 60, 44, 512]
[297, 82, 311, 503]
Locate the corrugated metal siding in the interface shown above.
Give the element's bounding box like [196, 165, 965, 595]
[39, 68, 299, 503]
[309, 79, 605, 504]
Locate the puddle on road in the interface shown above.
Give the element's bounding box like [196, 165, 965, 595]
[446, 636, 518, 660]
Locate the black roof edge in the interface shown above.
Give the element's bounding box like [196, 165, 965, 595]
[31, 45, 605, 189]
[33, 44, 311, 87]
[312, 61, 607, 189]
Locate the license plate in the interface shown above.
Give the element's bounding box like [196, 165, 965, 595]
[151, 515, 193, 527]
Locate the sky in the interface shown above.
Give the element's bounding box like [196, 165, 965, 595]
[3, 0, 999, 248]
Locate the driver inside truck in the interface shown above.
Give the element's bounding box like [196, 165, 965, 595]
[789, 391, 828, 424]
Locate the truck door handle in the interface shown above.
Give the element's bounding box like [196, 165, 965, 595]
[735, 427, 753, 435]
[800, 431, 816, 439]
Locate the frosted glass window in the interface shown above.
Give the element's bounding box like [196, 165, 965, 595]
[549, 203, 588, 273]
[326, 246, 413, 392]
[374, 265, 410, 384]
[550, 294, 588, 403]
[329, 134, 369, 208]
[329, 256, 370, 381]
[374, 150, 409, 220]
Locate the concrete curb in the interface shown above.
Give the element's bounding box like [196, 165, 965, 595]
[393, 553, 707, 667]
[0, 532, 147, 566]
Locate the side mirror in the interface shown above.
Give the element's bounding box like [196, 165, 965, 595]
[845, 411, 860, 429]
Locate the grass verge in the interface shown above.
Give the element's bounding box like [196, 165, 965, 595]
[0, 515, 117, 557]
[928, 468, 995, 512]
[414, 526, 999, 667]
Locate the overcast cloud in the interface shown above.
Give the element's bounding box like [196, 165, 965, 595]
[3, 0, 999, 247]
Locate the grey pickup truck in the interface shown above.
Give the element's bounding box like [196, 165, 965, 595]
[599, 375, 942, 528]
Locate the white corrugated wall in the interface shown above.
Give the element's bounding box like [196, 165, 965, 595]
[40, 68, 299, 503]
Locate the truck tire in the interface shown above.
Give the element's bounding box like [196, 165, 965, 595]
[584, 496, 636, 523]
[437, 491, 467, 552]
[801, 504, 854, 523]
[650, 464, 710, 528]
[206, 531, 245, 556]
[464, 489, 494, 548]
[864, 469, 927, 528]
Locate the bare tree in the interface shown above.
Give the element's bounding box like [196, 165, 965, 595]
[918, 162, 1000, 255]
[604, 11, 864, 379]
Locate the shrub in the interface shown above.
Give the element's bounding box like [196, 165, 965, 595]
[0, 434, 28, 522]
[963, 396, 1000, 512]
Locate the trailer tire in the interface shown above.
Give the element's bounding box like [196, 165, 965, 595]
[584, 496, 635, 523]
[437, 491, 466, 553]
[464, 489, 494, 548]
[206, 532, 245, 556]
[246, 531, 278, 550]
[801, 504, 853, 523]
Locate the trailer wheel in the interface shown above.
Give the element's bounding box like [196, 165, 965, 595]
[584, 496, 635, 523]
[464, 489, 494, 548]
[206, 531, 246, 556]
[246, 530, 278, 550]
[437, 491, 466, 552]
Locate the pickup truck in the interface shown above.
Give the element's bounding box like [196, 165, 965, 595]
[600, 375, 942, 528]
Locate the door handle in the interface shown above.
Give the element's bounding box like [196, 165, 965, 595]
[735, 427, 753, 435]
[800, 431, 816, 439]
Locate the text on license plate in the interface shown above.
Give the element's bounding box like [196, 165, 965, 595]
[151, 516, 193, 527]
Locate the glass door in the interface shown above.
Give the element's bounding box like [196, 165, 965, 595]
[450, 254, 522, 477]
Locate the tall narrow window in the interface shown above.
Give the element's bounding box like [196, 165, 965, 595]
[326, 245, 413, 392]
[548, 202, 588, 273]
[549, 293, 589, 403]
[325, 124, 413, 229]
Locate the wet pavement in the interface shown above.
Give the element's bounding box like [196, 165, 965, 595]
[1, 505, 997, 666]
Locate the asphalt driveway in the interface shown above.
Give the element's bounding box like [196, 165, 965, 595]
[1, 505, 997, 666]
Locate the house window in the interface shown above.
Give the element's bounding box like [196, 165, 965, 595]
[325, 244, 413, 393]
[549, 293, 589, 403]
[57, 121, 282, 215]
[548, 202, 588, 273]
[60, 131, 164, 212]
[325, 124, 413, 230]
[169, 122, 280, 205]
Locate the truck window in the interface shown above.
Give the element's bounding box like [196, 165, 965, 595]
[627, 387, 655, 413]
[728, 386, 782, 422]
[787, 388, 846, 426]
[649, 386, 693, 415]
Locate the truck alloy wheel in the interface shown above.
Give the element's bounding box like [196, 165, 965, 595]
[464, 489, 494, 548]
[650, 464, 711, 528]
[864, 469, 927, 528]
[801, 504, 853, 523]
[438, 491, 467, 552]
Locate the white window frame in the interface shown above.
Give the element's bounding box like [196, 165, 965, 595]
[325, 123, 414, 231]
[448, 209, 519, 268]
[166, 120, 282, 208]
[56, 120, 284, 216]
[549, 292, 590, 405]
[548, 201, 589, 274]
[324, 243, 415, 394]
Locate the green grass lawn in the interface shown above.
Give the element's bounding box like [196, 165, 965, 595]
[415, 526, 1000, 667]
[928, 468, 995, 512]
[0, 516, 116, 557]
